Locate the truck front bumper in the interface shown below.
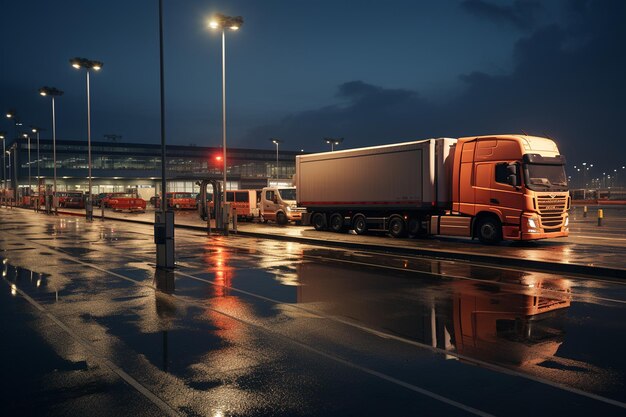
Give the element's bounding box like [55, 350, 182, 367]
[287, 211, 305, 221]
[515, 212, 569, 241]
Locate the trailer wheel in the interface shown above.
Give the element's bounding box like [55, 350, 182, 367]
[329, 213, 345, 233]
[408, 217, 421, 237]
[276, 211, 288, 225]
[353, 215, 367, 235]
[476, 216, 502, 244]
[389, 217, 407, 238]
[312, 213, 327, 231]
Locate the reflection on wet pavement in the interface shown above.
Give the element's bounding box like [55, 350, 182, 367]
[1, 208, 625, 416]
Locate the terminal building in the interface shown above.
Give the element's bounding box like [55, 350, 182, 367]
[3, 137, 300, 199]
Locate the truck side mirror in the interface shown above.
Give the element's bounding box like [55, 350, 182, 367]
[506, 163, 519, 187]
[507, 174, 518, 187]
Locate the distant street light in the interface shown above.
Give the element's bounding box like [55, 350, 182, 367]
[22, 133, 32, 194]
[6, 110, 23, 126]
[270, 138, 283, 179]
[70, 57, 103, 221]
[208, 13, 243, 203]
[0, 132, 6, 191]
[31, 127, 44, 194]
[39, 86, 63, 212]
[324, 137, 344, 151]
[5, 150, 11, 193]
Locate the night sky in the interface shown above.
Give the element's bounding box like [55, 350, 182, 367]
[1, 0, 625, 171]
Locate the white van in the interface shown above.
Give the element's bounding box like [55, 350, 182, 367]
[260, 186, 306, 225]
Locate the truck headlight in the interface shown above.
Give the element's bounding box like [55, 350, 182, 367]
[286, 206, 292, 212]
[564, 215, 569, 227]
[527, 218, 537, 229]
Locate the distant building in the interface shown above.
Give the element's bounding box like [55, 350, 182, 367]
[5, 137, 300, 198]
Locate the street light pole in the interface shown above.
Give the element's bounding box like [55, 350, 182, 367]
[6, 110, 22, 201]
[270, 138, 283, 179]
[31, 127, 43, 194]
[0, 132, 5, 191]
[70, 57, 102, 221]
[23, 134, 31, 195]
[222, 29, 227, 200]
[323, 137, 344, 151]
[209, 13, 243, 204]
[154, 0, 175, 269]
[39, 87, 63, 214]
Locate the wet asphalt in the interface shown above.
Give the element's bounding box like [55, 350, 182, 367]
[51, 204, 626, 273]
[1, 208, 625, 416]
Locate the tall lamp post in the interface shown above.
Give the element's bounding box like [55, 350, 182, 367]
[324, 137, 344, 151]
[5, 149, 10, 194]
[22, 134, 32, 197]
[70, 57, 103, 221]
[39, 87, 63, 213]
[6, 110, 22, 200]
[0, 132, 6, 191]
[31, 127, 44, 204]
[209, 13, 243, 204]
[154, 0, 175, 269]
[270, 138, 283, 179]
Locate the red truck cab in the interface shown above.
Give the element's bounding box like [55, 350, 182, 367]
[451, 135, 569, 241]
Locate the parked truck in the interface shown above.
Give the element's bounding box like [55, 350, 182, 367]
[297, 135, 570, 243]
[260, 186, 307, 225]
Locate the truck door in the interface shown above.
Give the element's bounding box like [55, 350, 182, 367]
[473, 162, 492, 214]
[263, 189, 277, 220]
[491, 163, 523, 226]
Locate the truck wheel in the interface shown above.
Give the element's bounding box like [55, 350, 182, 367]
[276, 212, 288, 225]
[476, 217, 502, 244]
[329, 213, 345, 233]
[389, 217, 407, 238]
[353, 215, 367, 235]
[408, 218, 422, 237]
[312, 213, 327, 231]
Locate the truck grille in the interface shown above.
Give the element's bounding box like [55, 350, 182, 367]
[537, 195, 567, 231]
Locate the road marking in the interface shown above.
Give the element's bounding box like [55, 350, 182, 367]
[2, 225, 626, 412]
[574, 235, 626, 242]
[0, 277, 181, 417]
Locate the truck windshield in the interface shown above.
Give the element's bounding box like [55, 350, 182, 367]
[278, 188, 296, 200]
[523, 164, 568, 191]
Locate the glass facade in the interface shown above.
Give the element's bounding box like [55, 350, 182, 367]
[9, 138, 299, 194]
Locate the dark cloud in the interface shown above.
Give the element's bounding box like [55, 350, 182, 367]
[244, 0, 626, 169]
[243, 81, 434, 151]
[460, 0, 543, 30]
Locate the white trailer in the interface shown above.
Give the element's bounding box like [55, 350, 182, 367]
[296, 138, 456, 236]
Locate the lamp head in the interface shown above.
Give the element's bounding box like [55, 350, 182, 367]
[39, 86, 64, 97]
[70, 57, 103, 71]
[209, 14, 243, 31]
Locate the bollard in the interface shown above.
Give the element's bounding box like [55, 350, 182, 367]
[207, 207, 212, 236]
[101, 200, 105, 220]
[583, 205, 587, 218]
[597, 209, 603, 226]
[232, 208, 237, 233]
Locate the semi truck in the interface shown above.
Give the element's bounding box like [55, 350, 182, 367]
[296, 135, 570, 243]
